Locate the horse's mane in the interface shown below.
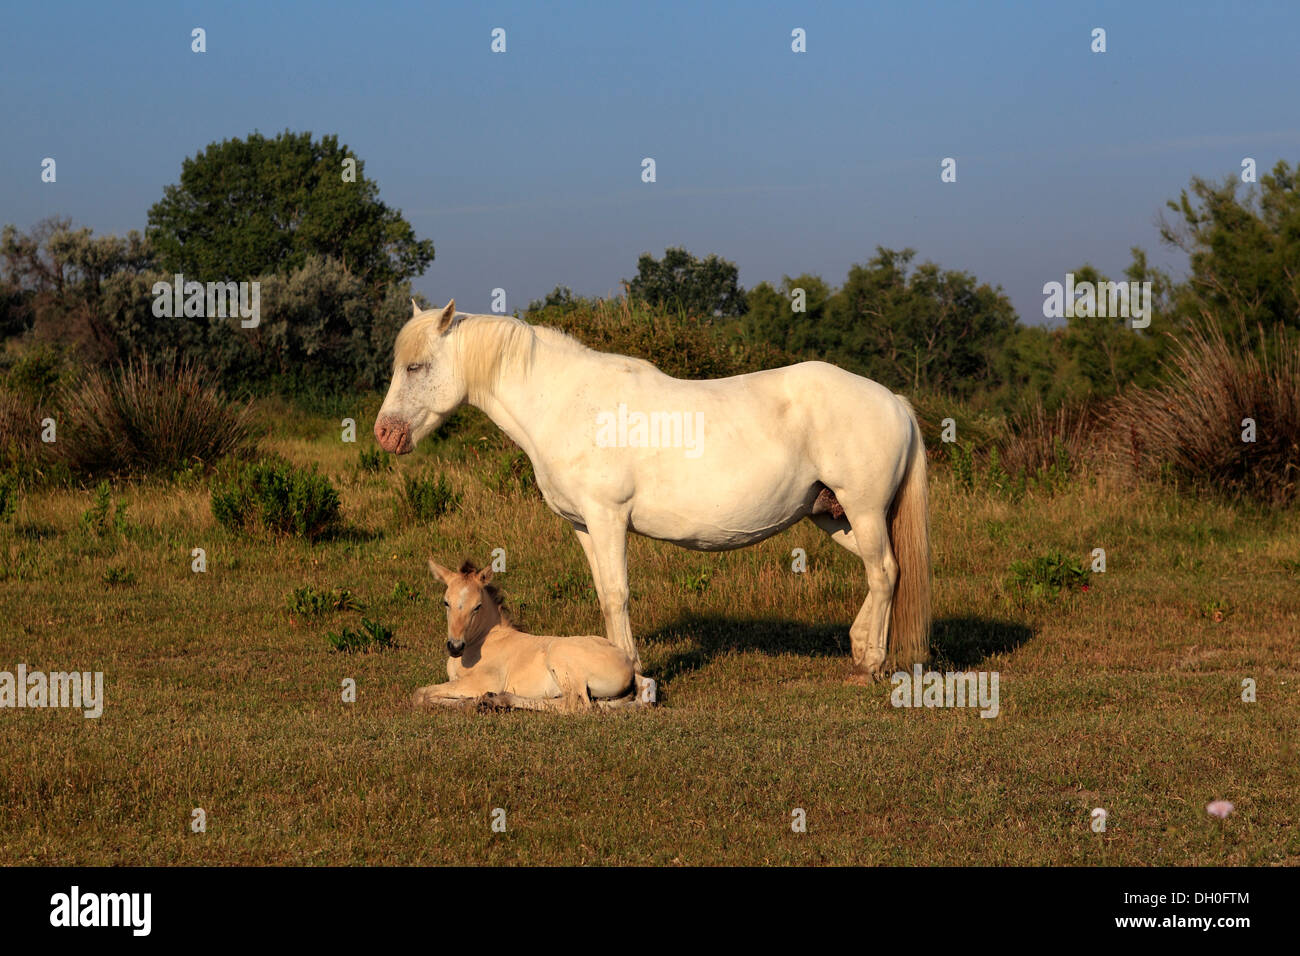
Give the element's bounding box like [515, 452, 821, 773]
[395, 312, 596, 404]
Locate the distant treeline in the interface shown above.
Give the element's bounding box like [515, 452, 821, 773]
[3, 130, 1299, 416]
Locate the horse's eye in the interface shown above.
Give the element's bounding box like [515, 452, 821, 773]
[406, 363, 424, 374]
[473, 604, 482, 613]
[442, 599, 449, 607]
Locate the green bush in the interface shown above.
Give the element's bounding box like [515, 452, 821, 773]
[326, 617, 395, 653]
[399, 472, 460, 522]
[286, 584, 361, 618]
[530, 295, 790, 380]
[482, 448, 536, 496]
[80, 481, 129, 537]
[1007, 551, 1089, 600]
[357, 447, 392, 474]
[211, 458, 341, 539]
[57, 360, 255, 479]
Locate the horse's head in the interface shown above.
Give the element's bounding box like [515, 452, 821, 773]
[428, 557, 504, 657]
[374, 299, 466, 454]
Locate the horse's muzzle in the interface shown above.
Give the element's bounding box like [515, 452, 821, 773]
[374, 416, 413, 454]
[446, 639, 465, 658]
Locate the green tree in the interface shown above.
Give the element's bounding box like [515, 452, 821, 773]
[742, 273, 832, 353]
[824, 248, 1018, 398]
[147, 130, 433, 292]
[1059, 258, 1167, 398]
[1, 217, 158, 362]
[1160, 160, 1300, 346]
[627, 247, 747, 317]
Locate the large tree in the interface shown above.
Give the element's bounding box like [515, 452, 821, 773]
[1160, 159, 1300, 346]
[147, 130, 433, 292]
[627, 246, 747, 318]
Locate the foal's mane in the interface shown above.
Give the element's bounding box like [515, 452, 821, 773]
[395, 312, 594, 404]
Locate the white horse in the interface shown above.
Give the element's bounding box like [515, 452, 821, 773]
[376, 299, 930, 681]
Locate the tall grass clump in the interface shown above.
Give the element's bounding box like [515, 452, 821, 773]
[996, 399, 1099, 492]
[1104, 321, 1300, 504]
[57, 360, 256, 479]
[211, 457, 341, 540]
[0, 387, 64, 484]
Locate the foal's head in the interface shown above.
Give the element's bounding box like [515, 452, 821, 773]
[428, 558, 505, 657]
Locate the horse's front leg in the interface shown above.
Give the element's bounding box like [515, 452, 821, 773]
[571, 515, 639, 672]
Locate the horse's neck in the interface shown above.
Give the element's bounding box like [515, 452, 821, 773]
[465, 329, 580, 459]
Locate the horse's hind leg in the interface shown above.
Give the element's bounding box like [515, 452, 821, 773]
[815, 508, 897, 681]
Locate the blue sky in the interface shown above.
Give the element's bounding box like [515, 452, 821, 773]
[3, 0, 1298, 324]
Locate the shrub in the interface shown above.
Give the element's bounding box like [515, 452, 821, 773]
[482, 448, 536, 496]
[286, 585, 361, 618]
[0, 387, 63, 485]
[211, 458, 341, 539]
[996, 399, 1098, 491]
[80, 481, 129, 537]
[531, 295, 791, 380]
[57, 360, 255, 479]
[1103, 320, 1300, 504]
[399, 472, 460, 522]
[326, 617, 395, 653]
[1007, 551, 1088, 600]
[357, 447, 391, 474]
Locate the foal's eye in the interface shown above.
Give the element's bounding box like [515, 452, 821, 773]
[442, 599, 449, 607]
[473, 604, 482, 613]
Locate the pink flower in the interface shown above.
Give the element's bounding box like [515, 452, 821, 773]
[1206, 800, 1234, 819]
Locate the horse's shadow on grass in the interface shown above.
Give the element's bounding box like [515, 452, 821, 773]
[645, 614, 1035, 683]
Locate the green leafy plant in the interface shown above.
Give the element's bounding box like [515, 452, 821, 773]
[1007, 550, 1088, 600]
[326, 617, 395, 653]
[482, 449, 537, 496]
[80, 481, 129, 537]
[101, 565, 137, 586]
[286, 584, 361, 618]
[357, 447, 392, 474]
[211, 458, 341, 540]
[399, 472, 460, 522]
[389, 580, 421, 604]
[675, 565, 712, 595]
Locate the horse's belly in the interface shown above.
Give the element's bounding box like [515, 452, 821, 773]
[629, 496, 809, 551]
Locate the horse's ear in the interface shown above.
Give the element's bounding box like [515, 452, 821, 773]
[437, 299, 456, 334]
[410, 298, 421, 318]
[428, 558, 454, 583]
[476, 566, 494, 586]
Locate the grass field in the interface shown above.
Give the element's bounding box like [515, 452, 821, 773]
[2, 405, 1298, 865]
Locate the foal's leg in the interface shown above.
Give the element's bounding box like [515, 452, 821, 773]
[570, 514, 640, 672]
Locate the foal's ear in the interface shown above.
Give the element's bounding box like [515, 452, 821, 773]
[410, 298, 421, 318]
[428, 558, 455, 584]
[436, 299, 456, 334]
[476, 566, 494, 586]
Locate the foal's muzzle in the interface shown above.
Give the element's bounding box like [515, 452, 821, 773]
[446, 639, 465, 658]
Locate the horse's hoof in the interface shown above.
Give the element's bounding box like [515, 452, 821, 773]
[847, 662, 888, 685]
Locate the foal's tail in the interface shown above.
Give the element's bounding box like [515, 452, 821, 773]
[886, 397, 932, 669]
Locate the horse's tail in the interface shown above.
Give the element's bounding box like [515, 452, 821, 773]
[886, 396, 932, 670]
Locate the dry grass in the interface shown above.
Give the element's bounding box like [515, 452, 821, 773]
[1102, 320, 1300, 504]
[1, 408, 1298, 865]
